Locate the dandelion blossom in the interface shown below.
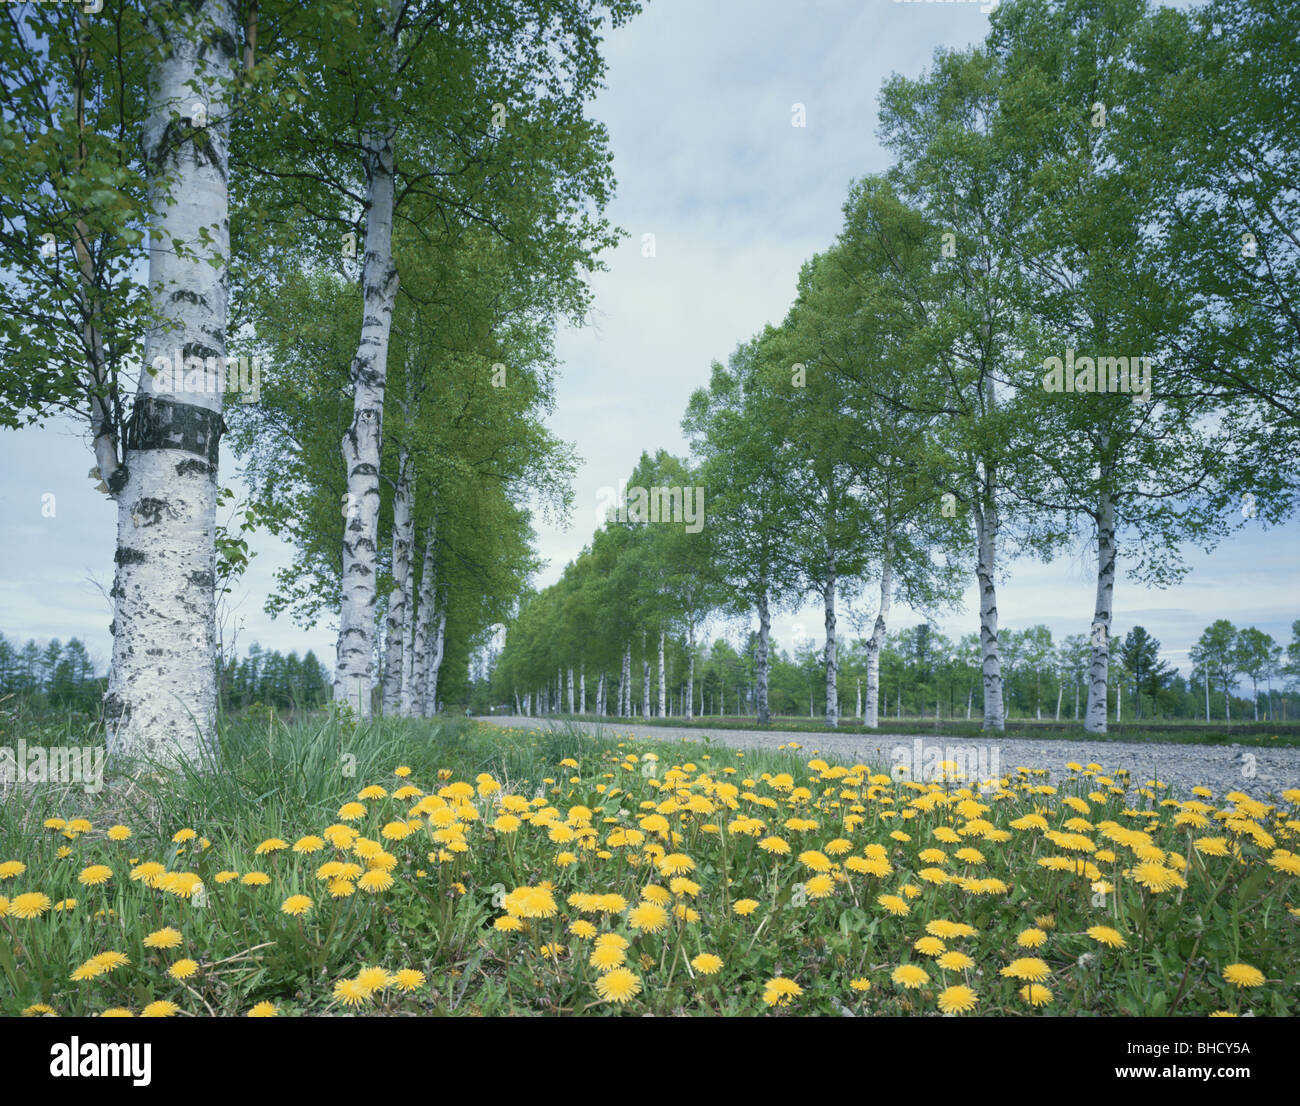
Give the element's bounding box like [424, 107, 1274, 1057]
[892, 964, 929, 989]
[281, 894, 313, 917]
[1000, 958, 1050, 983]
[1085, 925, 1127, 949]
[938, 985, 978, 1014]
[78, 865, 112, 887]
[1222, 963, 1265, 988]
[595, 967, 642, 1004]
[168, 959, 199, 981]
[1019, 983, 1053, 1007]
[144, 927, 183, 950]
[691, 953, 723, 975]
[762, 976, 803, 1007]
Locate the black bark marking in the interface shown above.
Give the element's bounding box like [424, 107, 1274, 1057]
[133, 498, 171, 527]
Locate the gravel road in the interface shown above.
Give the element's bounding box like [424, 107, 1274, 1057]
[478, 716, 1300, 804]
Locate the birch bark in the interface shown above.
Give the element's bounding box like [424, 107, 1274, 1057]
[864, 553, 892, 729]
[381, 443, 412, 716]
[1085, 483, 1116, 734]
[104, 0, 236, 767]
[334, 2, 401, 716]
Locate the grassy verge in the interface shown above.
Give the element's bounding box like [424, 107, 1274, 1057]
[1, 714, 1296, 1016]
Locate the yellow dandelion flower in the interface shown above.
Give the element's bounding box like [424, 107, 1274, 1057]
[1000, 957, 1050, 982]
[254, 838, 288, 855]
[628, 901, 669, 934]
[691, 953, 723, 975]
[357, 869, 394, 893]
[9, 892, 51, 919]
[141, 1000, 179, 1018]
[247, 1001, 278, 1017]
[762, 976, 803, 1007]
[1017, 928, 1047, 949]
[1085, 925, 1127, 949]
[1019, 983, 1053, 1007]
[938, 984, 978, 1014]
[333, 978, 370, 1006]
[281, 894, 313, 917]
[733, 898, 759, 916]
[144, 927, 183, 949]
[168, 959, 199, 981]
[589, 944, 627, 971]
[107, 826, 132, 842]
[892, 963, 929, 989]
[1221, 963, 1265, 988]
[595, 967, 642, 1004]
[392, 969, 426, 992]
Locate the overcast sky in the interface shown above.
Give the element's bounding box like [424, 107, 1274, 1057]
[2, 0, 1295, 682]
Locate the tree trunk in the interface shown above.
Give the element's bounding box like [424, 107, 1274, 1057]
[972, 496, 1005, 732]
[567, 666, 575, 714]
[334, 85, 400, 718]
[756, 590, 771, 724]
[381, 444, 412, 716]
[104, 0, 236, 767]
[856, 679, 861, 721]
[641, 632, 651, 718]
[658, 631, 666, 718]
[622, 642, 632, 717]
[1084, 485, 1116, 734]
[864, 553, 892, 729]
[823, 565, 838, 727]
[410, 529, 435, 716]
[685, 621, 696, 722]
[579, 664, 585, 714]
[424, 594, 446, 716]
[1054, 680, 1063, 721]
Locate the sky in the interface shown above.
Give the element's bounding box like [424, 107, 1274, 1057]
[1, 0, 1295, 684]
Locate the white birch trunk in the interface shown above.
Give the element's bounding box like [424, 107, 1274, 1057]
[973, 495, 1005, 732]
[685, 621, 695, 722]
[1055, 681, 1063, 721]
[381, 444, 412, 716]
[334, 16, 400, 716]
[579, 664, 585, 714]
[641, 632, 650, 718]
[755, 591, 771, 724]
[104, 0, 236, 767]
[864, 553, 892, 729]
[658, 631, 666, 718]
[424, 595, 446, 716]
[1084, 486, 1116, 734]
[567, 666, 574, 713]
[856, 679, 861, 721]
[623, 641, 632, 717]
[410, 530, 435, 717]
[823, 566, 838, 727]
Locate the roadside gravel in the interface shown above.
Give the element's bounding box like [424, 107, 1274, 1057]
[478, 716, 1300, 803]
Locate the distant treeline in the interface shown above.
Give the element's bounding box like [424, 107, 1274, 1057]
[0, 633, 330, 715]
